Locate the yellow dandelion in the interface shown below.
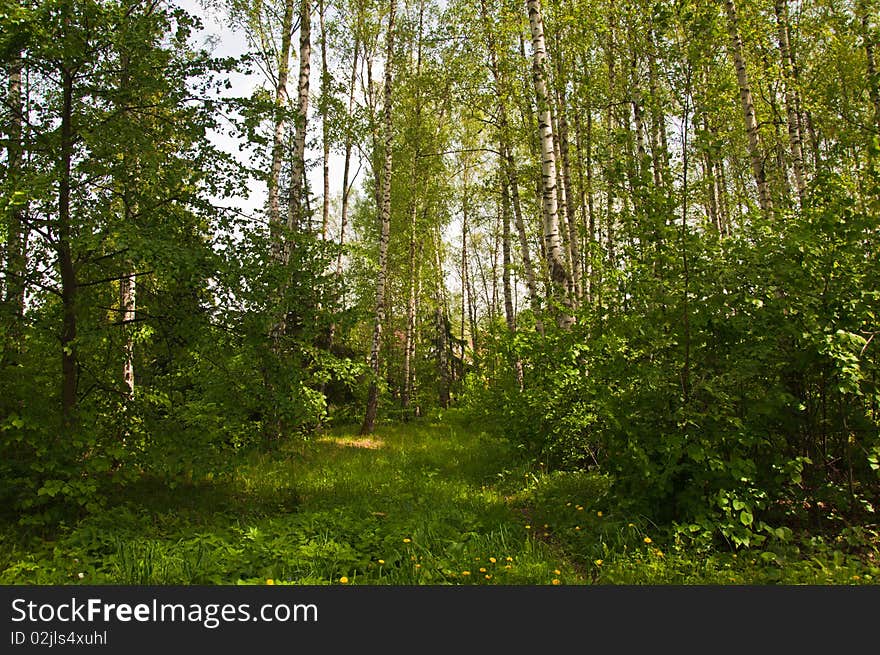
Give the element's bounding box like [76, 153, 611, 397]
[378, 559, 385, 565]
[411, 555, 416, 561]
[628, 522, 635, 528]
[553, 569, 561, 575]
[339, 576, 349, 584]
[489, 557, 497, 563]
[644, 537, 652, 544]
[525, 524, 531, 529]
[655, 550, 664, 558]
[506, 556, 513, 562]
[403, 538, 411, 543]
[566, 502, 572, 507]
[505, 565, 512, 570]
[462, 571, 471, 576]
[479, 567, 487, 573]
[485, 574, 492, 580]
[594, 559, 603, 566]
[575, 526, 581, 531]
[551, 579, 561, 585]
[543, 532, 550, 537]
[576, 506, 584, 511]
[852, 575, 861, 580]
[597, 511, 603, 517]
[415, 564, 421, 569]
[266, 579, 274, 585]
[543, 524, 549, 528]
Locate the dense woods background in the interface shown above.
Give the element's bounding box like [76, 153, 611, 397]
[1, 0, 878, 563]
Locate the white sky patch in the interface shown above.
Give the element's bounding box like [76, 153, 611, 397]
[176, 0, 353, 230]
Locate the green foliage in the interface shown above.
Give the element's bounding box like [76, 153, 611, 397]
[3, 416, 874, 586]
[468, 169, 880, 549]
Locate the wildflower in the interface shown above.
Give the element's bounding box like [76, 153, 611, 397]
[340, 576, 349, 584]
[506, 556, 513, 562]
[77, 572, 85, 580]
[378, 559, 385, 565]
[543, 524, 549, 529]
[505, 565, 512, 570]
[628, 523, 635, 528]
[462, 571, 471, 576]
[479, 567, 487, 573]
[597, 511, 603, 517]
[643, 537, 652, 544]
[594, 559, 603, 566]
[266, 579, 274, 585]
[566, 502, 572, 507]
[403, 538, 412, 543]
[485, 574, 492, 580]
[415, 564, 421, 569]
[489, 557, 497, 564]
[655, 550, 664, 558]
[554, 569, 561, 575]
[576, 506, 584, 511]
[551, 579, 560, 585]
[525, 524, 531, 529]
[575, 526, 581, 531]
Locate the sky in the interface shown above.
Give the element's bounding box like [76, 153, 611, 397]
[175, 0, 353, 226]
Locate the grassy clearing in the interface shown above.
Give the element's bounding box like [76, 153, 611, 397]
[1, 411, 877, 585]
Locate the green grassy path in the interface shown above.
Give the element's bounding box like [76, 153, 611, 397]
[0, 413, 579, 585]
[2, 411, 875, 584]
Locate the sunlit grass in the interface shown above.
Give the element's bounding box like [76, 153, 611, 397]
[1, 410, 875, 585]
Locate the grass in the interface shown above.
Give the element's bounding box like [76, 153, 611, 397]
[1, 410, 877, 585]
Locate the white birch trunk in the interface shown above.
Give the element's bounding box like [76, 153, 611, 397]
[362, 0, 396, 435]
[527, 0, 574, 329]
[725, 0, 773, 216]
[287, 0, 311, 236]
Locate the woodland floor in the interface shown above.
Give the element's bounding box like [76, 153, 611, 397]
[1, 411, 877, 585]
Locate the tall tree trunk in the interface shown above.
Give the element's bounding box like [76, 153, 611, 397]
[647, 27, 673, 195]
[120, 263, 136, 397]
[553, 38, 582, 303]
[433, 226, 451, 408]
[361, 0, 396, 435]
[702, 114, 721, 233]
[319, 0, 331, 239]
[604, 7, 617, 291]
[336, 33, 360, 281]
[573, 101, 595, 305]
[59, 67, 78, 430]
[774, 0, 807, 207]
[526, 0, 574, 329]
[4, 52, 26, 361]
[287, 0, 312, 236]
[402, 0, 425, 417]
[460, 180, 469, 357]
[269, 0, 295, 259]
[724, 0, 773, 216]
[500, 174, 525, 389]
[680, 66, 693, 404]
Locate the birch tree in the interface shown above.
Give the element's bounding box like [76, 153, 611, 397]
[361, 0, 396, 435]
[526, 0, 573, 329]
